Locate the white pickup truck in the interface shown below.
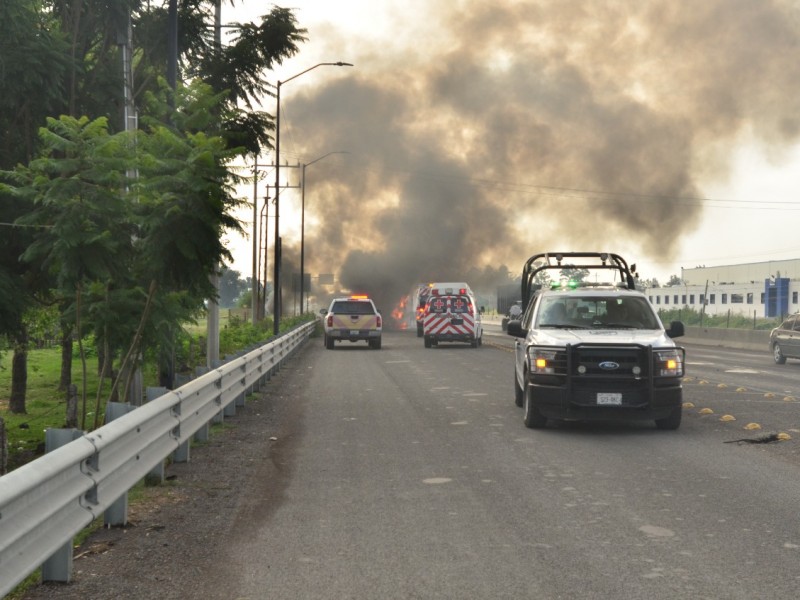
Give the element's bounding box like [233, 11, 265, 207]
[507, 252, 686, 430]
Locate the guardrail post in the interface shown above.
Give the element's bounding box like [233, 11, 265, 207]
[144, 387, 168, 483]
[41, 428, 83, 582]
[236, 363, 247, 408]
[103, 402, 136, 526]
[147, 387, 190, 464]
[269, 344, 278, 377]
[194, 421, 210, 442]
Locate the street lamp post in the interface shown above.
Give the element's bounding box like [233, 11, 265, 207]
[273, 61, 353, 335]
[300, 151, 349, 313]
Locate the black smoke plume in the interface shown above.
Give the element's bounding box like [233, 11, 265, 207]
[276, 0, 800, 318]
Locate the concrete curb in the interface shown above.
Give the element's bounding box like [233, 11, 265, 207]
[682, 326, 769, 353]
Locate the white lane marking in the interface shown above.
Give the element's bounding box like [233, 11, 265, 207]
[639, 525, 675, 538]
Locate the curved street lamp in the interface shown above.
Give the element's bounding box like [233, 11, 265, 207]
[273, 61, 354, 335]
[300, 151, 349, 313]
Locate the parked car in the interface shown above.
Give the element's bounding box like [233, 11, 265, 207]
[769, 313, 800, 364]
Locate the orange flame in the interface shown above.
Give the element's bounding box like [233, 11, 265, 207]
[390, 295, 410, 330]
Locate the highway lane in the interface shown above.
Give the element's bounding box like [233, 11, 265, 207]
[210, 328, 800, 599]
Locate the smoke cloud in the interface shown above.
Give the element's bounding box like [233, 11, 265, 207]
[275, 0, 800, 319]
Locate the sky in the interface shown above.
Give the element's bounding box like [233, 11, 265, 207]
[221, 0, 800, 314]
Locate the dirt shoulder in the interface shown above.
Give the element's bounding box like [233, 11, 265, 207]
[19, 342, 312, 600]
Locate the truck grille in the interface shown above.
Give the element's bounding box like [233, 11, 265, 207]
[529, 343, 674, 387]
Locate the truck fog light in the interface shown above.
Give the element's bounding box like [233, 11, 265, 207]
[632, 366, 641, 376]
[577, 365, 586, 374]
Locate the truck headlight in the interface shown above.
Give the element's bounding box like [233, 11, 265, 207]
[655, 349, 684, 377]
[529, 349, 559, 374]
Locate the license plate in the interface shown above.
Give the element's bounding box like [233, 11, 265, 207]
[349, 330, 360, 336]
[597, 393, 622, 406]
[451, 318, 463, 325]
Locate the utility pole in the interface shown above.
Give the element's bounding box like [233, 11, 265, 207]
[205, 1, 222, 367]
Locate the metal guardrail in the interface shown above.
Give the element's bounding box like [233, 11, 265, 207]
[0, 320, 315, 596]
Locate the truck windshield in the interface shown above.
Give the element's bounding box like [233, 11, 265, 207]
[538, 296, 660, 329]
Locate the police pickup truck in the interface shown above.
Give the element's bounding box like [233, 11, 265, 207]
[506, 252, 685, 429]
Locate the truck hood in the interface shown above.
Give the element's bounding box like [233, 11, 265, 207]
[532, 328, 676, 347]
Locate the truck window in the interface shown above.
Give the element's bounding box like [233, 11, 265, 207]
[450, 296, 471, 314]
[428, 297, 448, 313]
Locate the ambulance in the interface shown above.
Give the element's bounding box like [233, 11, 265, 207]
[422, 282, 482, 348]
[414, 284, 432, 337]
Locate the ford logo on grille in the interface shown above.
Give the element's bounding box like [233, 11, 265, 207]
[598, 361, 620, 370]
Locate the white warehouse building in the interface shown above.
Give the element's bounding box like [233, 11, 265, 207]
[645, 259, 800, 319]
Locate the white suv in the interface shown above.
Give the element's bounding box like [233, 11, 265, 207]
[322, 295, 382, 350]
[507, 252, 685, 430]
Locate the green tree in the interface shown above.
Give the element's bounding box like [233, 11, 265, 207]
[666, 274, 683, 286]
[4, 115, 136, 419]
[219, 267, 250, 308]
[0, 0, 71, 167]
[0, 0, 72, 413]
[1, 1, 308, 418]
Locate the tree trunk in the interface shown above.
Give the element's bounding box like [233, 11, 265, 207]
[59, 324, 73, 392]
[9, 328, 28, 414]
[65, 384, 78, 429]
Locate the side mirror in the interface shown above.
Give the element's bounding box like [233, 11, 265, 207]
[666, 320, 684, 338]
[507, 320, 527, 338]
[319, 308, 327, 315]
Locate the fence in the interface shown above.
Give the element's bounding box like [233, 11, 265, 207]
[0, 320, 315, 596]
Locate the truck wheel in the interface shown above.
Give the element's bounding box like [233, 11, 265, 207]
[370, 337, 382, 350]
[773, 343, 787, 365]
[325, 334, 334, 350]
[417, 323, 423, 338]
[424, 336, 432, 348]
[523, 386, 547, 428]
[655, 406, 682, 430]
[514, 371, 524, 407]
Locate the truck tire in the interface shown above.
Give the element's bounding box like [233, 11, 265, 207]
[370, 337, 382, 350]
[424, 336, 432, 348]
[325, 334, 334, 350]
[523, 386, 547, 428]
[773, 343, 787, 365]
[514, 371, 524, 407]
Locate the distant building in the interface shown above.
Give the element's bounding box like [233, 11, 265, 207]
[646, 259, 800, 319]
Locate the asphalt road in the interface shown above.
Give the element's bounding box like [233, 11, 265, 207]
[201, 324, 800, 599]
